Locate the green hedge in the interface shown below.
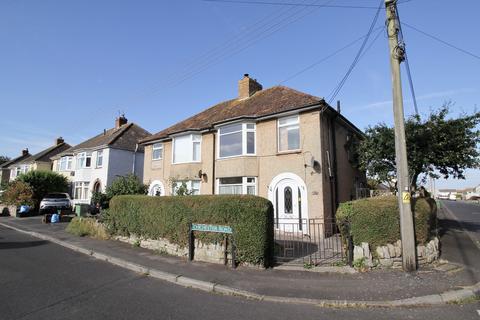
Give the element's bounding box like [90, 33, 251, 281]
[104, 195, 274, 267]
[336, 196, 437, 249]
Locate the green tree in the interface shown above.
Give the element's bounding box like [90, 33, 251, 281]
[359, 105, 480, 190]
[1, 180, 35, 207]
[105, 174, 147, 199]
[17, 170, 69, 205]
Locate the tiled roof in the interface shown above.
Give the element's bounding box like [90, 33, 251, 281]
[140, 86, 323, 144]
[54, 123, 151, 159]
[1, 153, 31, 168]
[19, 143, 71, 164]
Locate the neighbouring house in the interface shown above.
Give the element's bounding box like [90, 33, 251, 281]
[8, 137, 71, 182]
[0, 149, 31, 185]
[139, 74, 366, 230]
[51, 116, 150, 204]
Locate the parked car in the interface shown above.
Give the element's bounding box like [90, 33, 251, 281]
[39, 193, 72, 213]
[449, 193, 457, 201]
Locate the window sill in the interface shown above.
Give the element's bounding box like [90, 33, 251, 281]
[276, 150, 302, 156]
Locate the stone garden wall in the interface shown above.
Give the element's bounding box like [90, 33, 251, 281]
[116, 235, 231, 265]
[0, 204, 17, 217]
[353, 237, 440, 268]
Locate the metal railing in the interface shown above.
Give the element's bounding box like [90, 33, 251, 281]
[273, 218, 346, 266]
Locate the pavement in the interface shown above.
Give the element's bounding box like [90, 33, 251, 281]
[1, 203, 480, 308]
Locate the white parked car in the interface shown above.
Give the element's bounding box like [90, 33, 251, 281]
[449, 193, 457, 201]
[39, 193, 73, 213]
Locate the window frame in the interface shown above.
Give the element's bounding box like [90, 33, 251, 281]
[73, 181, 90, 200]
[152, 143, 164, 161]
[217, 122, 256, 159]
[171, 180, 201, 195]
[58, 156, 73, 171]
[277, 115, 300, 153]
[96, 150, 103, 168]
[76, 152, 92, 169]
[172, 134, 202, 164]
[216, 176, 257, 195]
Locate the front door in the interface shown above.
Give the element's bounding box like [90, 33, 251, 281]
[275, 179, 305, 232]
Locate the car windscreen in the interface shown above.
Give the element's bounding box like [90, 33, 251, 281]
[44, 193, 68, 199]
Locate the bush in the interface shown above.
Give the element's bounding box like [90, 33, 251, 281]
[2, 180, 34, 207]
[17, 170, 69, 205]
[66, 217, 109, 240]
[91, 191, 109, 208]
[105, 174, 147, 200]
[336, 196, 436, 249]
[104, 195, 274, 267]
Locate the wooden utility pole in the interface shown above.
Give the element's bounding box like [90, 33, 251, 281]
[385, 0, 417, 272]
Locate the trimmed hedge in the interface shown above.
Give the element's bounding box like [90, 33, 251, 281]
[336, 196, 437, 249]
[104, 195, 274, 267]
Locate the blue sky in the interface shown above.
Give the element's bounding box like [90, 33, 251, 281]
[1, 0, 479, 189]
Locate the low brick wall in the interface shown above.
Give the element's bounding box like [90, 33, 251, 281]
[115, 235, 231, 265]
[353, 237, 440, 268]
[0, 204, 17, 217]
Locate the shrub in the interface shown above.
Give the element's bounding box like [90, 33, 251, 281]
[105, 195, 274, 267]
[336, 196, 436, 249]
[105, 174, 147, 200]
[2, 180, 34, 207]
[91, 191, 109, 208]
[17, 170, 69, 205]
[66, 217, 109, 240]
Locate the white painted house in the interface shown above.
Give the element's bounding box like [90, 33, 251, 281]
[51, 116, 150, 204]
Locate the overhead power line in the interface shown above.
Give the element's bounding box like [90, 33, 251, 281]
[203, 0, 414, 9]
[396, 6, 418, 116]
[402, 22, 480, 62]
[279, 25, 385, 84]
[327, 0, 384, 104]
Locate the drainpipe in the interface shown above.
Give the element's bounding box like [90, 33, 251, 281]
[330, 103, 340, 224]
[132, 143, 139, 176]
[212, 132, 216, 194]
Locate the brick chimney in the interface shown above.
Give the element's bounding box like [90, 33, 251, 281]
[238, 74, 262, 99]
[115, 114, 128, 129]
[22, 148, 29, 156]
[55, 137, 64, 145]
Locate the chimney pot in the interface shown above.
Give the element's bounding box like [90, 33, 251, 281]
[56, 137, 64, 145]
[336, 100, 341, 114]
[115, 114, 128, 128]
[22, 148, 29, 156]
[238, 74, 262, 99]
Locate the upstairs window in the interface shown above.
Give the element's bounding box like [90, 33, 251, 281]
[218, 123, 255, 158]
[152, 143, 163, 160]
[76, 152, 92, 169]
[278, 115, 300, 152]
[173, 134, 201, 164]
[96, 150, 103, 168]
[58, 156, 73, 171]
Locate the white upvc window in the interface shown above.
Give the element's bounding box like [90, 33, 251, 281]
[96, 150, 103, 168]
[172, 180, 201, 195]
[76, 152, 92, 169]
[172, 134, 201, 164]
[152, 143, 163, 160]
[58, 156, 73, 171]
[278, 115, 300, 152]
[217, 177, 257, 195]
[218, 123, 255, 158]
[74, 181, 90, 200]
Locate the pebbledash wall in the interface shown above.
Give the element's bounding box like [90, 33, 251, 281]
[353, 237, 440, 268]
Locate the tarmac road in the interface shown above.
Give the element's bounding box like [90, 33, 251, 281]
[0, 225, 479, 320]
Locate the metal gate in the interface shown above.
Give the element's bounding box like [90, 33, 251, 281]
[273, 218, 345, 266]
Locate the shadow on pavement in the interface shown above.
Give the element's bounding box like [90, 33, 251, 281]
[0, 240, 48, 250]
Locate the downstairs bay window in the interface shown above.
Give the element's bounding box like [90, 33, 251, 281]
[217, 177, 256, 195]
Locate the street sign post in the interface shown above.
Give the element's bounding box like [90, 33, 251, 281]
[188, 223, 236, 268]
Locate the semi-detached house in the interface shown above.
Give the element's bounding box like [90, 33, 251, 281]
[51, 116, 150, 204]
[140, 74, 366, 228]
